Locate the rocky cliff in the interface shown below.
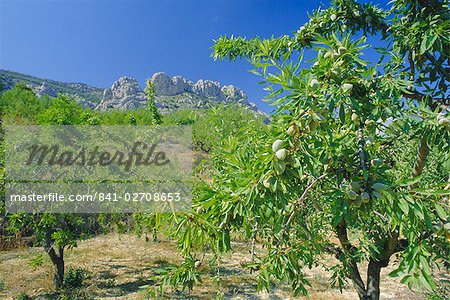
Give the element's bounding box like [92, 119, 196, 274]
[0, 69, 261, 114]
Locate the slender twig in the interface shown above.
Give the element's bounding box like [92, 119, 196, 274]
[284, 173, 327, 228]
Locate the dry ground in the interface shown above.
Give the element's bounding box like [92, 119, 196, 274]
[0, 234, 435, 299]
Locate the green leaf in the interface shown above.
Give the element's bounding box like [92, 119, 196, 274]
[415, 189, 450, 196]
[400, 275, 412, 284]
[398, 198, 409, 215]
[389, 268, 404, 278]
[434, 203, 448, 220]
[420, 34, 437, 54]
[397, 175, 422, 187]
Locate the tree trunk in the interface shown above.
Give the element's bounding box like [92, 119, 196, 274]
[347, 260, 382, 300]
[53, 252, 65, 290]
[411, 136, 430, 187]
[44, 231, 65, 290]
[365, 260, 382, 300]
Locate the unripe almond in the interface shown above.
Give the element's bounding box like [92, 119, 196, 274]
[372, 191, 382, 200]
[272, 139, 284, 152]
[275, 148, 287, 160]
[342, 83, 353, 94]
[309, 79, 320, 89]
[371, 159, 382, 167]
[360, 192, 370, 203]
[274, 160, 286, 175]
[373, 182, 388, 192]
[330, 14, 337, 21]
[338, 46, 348, 55]
[350, 181, 361, 191]
[347, 190, 358, 200]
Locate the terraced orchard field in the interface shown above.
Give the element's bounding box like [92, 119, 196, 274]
[0, 234, 435, 300]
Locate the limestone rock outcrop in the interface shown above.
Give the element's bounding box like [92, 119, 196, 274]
[96, 76, 148, 110]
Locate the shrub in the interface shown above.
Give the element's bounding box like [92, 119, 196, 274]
[63, 267, 87, 289]
[14, 293, 30, 300]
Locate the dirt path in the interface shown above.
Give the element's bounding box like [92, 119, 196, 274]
[0, 234, 428, 299]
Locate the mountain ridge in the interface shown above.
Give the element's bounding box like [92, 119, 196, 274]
[0, 69, 262, 115]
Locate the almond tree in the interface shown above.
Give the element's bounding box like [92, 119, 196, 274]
[162, 1, 449, 299]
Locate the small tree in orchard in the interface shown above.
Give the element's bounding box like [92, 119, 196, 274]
[2, 94, 94, 290]
[162, 1, 449, 299]
[145, 79, 162, 125]
[8, 213, 89, 289]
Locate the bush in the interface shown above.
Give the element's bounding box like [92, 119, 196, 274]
[63, 267, 86, 289]
[14, 293, 30, 300]
[0, 82, 50, 123]
[29, 254, 44, 269]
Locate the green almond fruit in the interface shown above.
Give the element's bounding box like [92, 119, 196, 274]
[274, 160, 286, 175]
[309, 79, 320, 89]
[373, 182, 388, 192]
[347, 190, 358, 200]
[350, 181, 361, 191]
[342, 83, 353, 94]
[371, 159, 382, 167]
[263, 177, 276, 189]
[275, 148, 287, 160]
[338, 46, 347, 55]
[272, 139, 284, 152]
[360, 192, 370, 203]
[372, 191, 382, 200]
[330, 14, 337, 21]
[354, 198, 363, 208]
[351, 113, 359, 122]
[293, 157, 301, 168]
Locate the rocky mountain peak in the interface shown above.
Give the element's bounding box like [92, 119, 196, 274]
[96, 76, 147, 110]
[0, 69, 262, 114]
[148, 72, 249, 106]
[150, 72, 191, 96]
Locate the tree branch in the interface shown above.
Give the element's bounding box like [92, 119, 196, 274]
[336, 219, 366, 297]
[284, 173, 327, 228]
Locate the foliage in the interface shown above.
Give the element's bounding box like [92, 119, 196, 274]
[14, 293, 30, 300]
[0, 69, 104, 103]
[36, 95, 87, 125]
[145, 79, 162, 124]
[161, 1, 449, 300]
[163, 104, 267, 152]
[63, 267, 87, 289]
[0, 82, 50, 123]
[29, 254, 45, 269]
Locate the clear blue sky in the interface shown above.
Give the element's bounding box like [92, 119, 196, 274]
[0, 0, 385, 113]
